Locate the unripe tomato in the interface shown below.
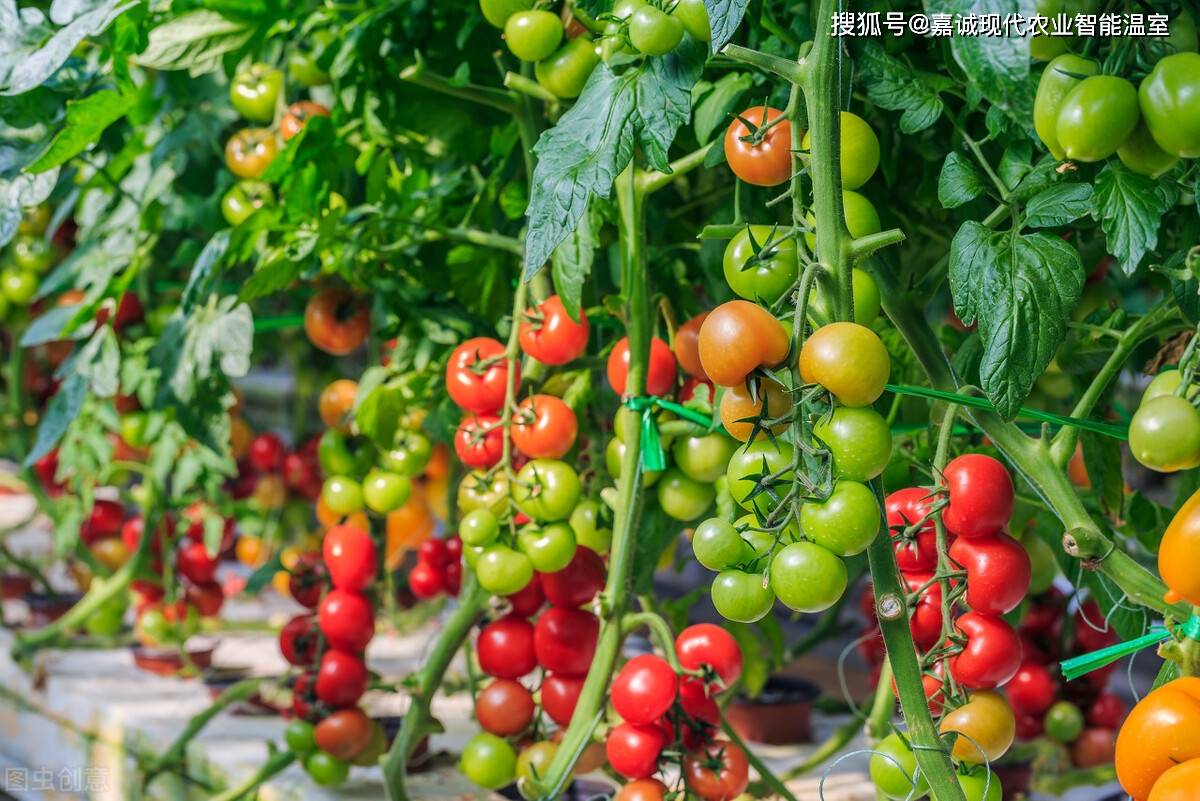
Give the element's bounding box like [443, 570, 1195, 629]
[799, 322, 889, 407]
[711, 569, 773, 622]
[221, 180, 274, 226]
[718, 376, 792, 441]
[722, 225, 799, 305]
[799, 479, 879, 557]
[869, 732, 928, 800]
[480, 0, 532, 28]
[519, 295, 588, 365]
[280, 100, 330, 142]
[628, 6, 683, 55]
[1055, 75, 1140, 162]
[726, 438, 795, 514]
[1044, 700, 1085, 744]
[476, 544, 535, 595]
[512, 459, 581, 522]
[1034, 54, 1099, 159]
[808, 267, 880, 324]
[957, 769, 1002, 801]
[517, 522, 577, 573]
[941, 453, 1014, 538]
[607, 336, 676, 396]
[697, 300, 789, 388]
[460, 732, 517, 789]
[505, 10, 563, 62]
[803, 190, 881, 250]
[362, 469, 412, 514]
[230, 63, 282, 122]
[0, 268, 38, 305]
[674, 0, 709, 41]
[812, 407, 892, 481]
[225, 128, 278, 179]
[516, 740, 558, 794]
[1159, 487, 1200, 605]
[304, 288, 370, 355]
[724, 106, 792, 187]
[1118, 123, 1180, 178]
[770, 541, 846, 612]
[304, 751, 349, 786]
[1138, 53, 1200, 158]
[950, 612, 1022, 690]
[1130, 394, 1200, 473]
[535, 38, 600, 100]
[656, 467, 714, 521]
[939, 689, 1015, 763]
[801, 111, 880, 190]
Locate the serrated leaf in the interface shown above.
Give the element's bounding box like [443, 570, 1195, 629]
[948, 222, 1083, 417]
[1092, 162, 1173, 276]
[20, 306, 92, 346]
[857, 41, 951, 134]
[551, 201, 597, 322]
[703, 0, 749, 52]
[937, 152, 987, 209]
[27, 89, 135, 173]
[1023, 183, 1092, 228]
[134, 10, 253, 74]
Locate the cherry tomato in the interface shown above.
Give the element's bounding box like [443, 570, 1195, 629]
[505, 9, 563, 61]
[628, 5, 683, 55]
[799, 322, 890, 407]
[607, 336, 676, 396]
[81, 499, 124, 545]
[1034, 54, 1099, 159]
[314, 707, 373, 761]
[957, 769, 1002, 801]
[322, 475, 365, 516]
[684, 739, 749, 801]
[447, 337, 517, 413]
[1045, 700, 1085, 744]
[674, 0, 709, 40]
[12, 235, 54, 273]
[519, 295, 588, 365]
[950, 612, 1022, 690]
[177, 540, 218, 585]
[1088, 691, 1126, 729]
[280, 100, 329, 142]
[801, 111, 879, 190]
[949, 532, 1031, 615]
[939, 689, 1016, 764]
[540, 545, 605, 607]
[615, 779, 667, 801]
[455, 413, 503, 469]
[381, 431, 432, 478]
[1056, 75, 1140, 162]
[722, 225, 799, 305]
[315, 649, 368, 707]
[697, 300, 789, 388]
[719, 376, 792, 442]
[606, 722, 666, 779]
[1007, 659, 1056, 716]
[280, 613, 320, 666]
[0, 268, 37, 306]
[186, 581, 224, 617]
[323, 524, 376, 592]
[808, 267, 881, 324]
[225, 128, 278, 179]
[941, 454, 1014, 538]
[362, 469, 411, 514]
[812, 407, 892, 481]
[1133, 394, 1200, 474]
[506, 572, 545, 616]
[517, 522, 577, 573]
[304, 288, 370, 355]
[656, 467, 714, 521]
[1115, 677, 1200, 801]
[887, 486, 940, 570]
[726, 438, 795, 515]
[304, 751, 349, 786]
[724, 106, 791, 187]
[318, 589, 375, 652]
[319, 379, 357, 429]
[512, 459, 581, 522]
[799, 479, 879, 557]
[480, 0, 532, 27]
[248, 432, 284, 472]
[901, 572, 943, 649]
[534, 38, 600, 100]
[674, 312, 709, 379]
[534, 607, 599, 675]
[869, 732, 928, 801]
[475, 678, 535, 736]
[515, 740, 558, 793]
[460, 732, 517, 789]
[408, 561, 444, 599]
[771, 541, 846, 613]
[285, 719, 317, 754]
[542, 671, 585, 725]
[512, 395, 578, 459]
[1138, 52, 1200, 158]
[229, 63, 282, 122]
[612, 654, 678, 725]
[675, 623, 742, 687]
[476, 543, 534, 595]
[477, 615, 538, 679]
[711, 569, 774, 622]
[672, 432, 738, 483]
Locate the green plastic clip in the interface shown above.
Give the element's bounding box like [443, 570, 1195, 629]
[622, 396, 715, 473]
[1059, 615, 1200, 682]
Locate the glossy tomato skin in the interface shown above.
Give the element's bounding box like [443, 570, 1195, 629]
[697, 300, 789, 388]
[612, 654, 679, 725]
[1055, 75, 1140, 162]
[447, 337, 518, 413]
[722, 225, 798, 305]
[607, 336, 676, 396]
[885, 487, 938, 571]
[1158, 487, 1200, 605]
[799, 322, 890, 407]
[304, 288, 370, 355]
[673, 312, 709, 379]
[512, 395, 577, 459]
[615, 779, 667, 801]
[812, 407, 892, 482]
[684, 739, 750, 801]
[719, 376, 792, 442]
[950, 612, 1022, 690]
[534, 607, 599, 675]
[675, 623, 742, 687]
[477, 615, 537, 679]
[1007, 659, 1056, 716]
[1138, 52, 1200, 158]
[942, 454, 1014, 538]
[1129, 393, 1200, 473]
[539, 545, 605, 607]
[322, 524, 376, 592]
[314, 708, 373, 761]
[318, 589, 375, 652]
[939, 689, 1015, 764]
[1146, 757, 1200, 801]
[177, 541, 218, 584]
[475, 678, 535, 736]
[1034, 54, 1099, 159]
[82, 499, 124, 545]
[1115, 677, 1200, 801]
[711, 569, 774, 622]
[315, 649, 368, 707]
[519, 295, 588, 365]
[724, 106, 791, 187]
[455, 413, 504, 468]
[1088, 691, 1126, 729]
[903, 572, 943, 649]
[534, 38, 599, 100]
[541, 671, 586, 725]
[279, 613, 320, 666]
[225, 128, 278, 179]
[281, 100, 330, 141]
[505, 573, 545, 616]
[949, 532, 1031, 615]
[606, 722, 667, 779]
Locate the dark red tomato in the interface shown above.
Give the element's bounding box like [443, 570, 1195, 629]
[121, 515, 163, 555]
[283, 451, 321, 499]
[446, 337, 518, 414]
[540, 546, 605, 608]
[248, 433, 285, 472]
[949, 532, 1031, 615]
[607, 337, 677, 397]
[33, 449, 62, 494]
[678, 677, 720, 749]
[477, 616, 537, 679]
[942, 454, 1014, 539]
[506, 574, 545, 617]
[950, 611, 1022, 690]
[314, 707, 372, 761]
[613, 654, 679, 726]
[606, 722, 667, 779]
[454, 413, 504, 469]
[315, 649, 368, 708]
[534, 607, 599, 676]
[288, 552, 327, 608]
[82, 499, 124, 545]
[1015, 710, 1045, 741]
[884, 487, 939, 571]
[418, 538, 450, 569]
[475, 678, 535, 736]
[304, 288, 370, 356]
[408, 561, 443, 599]
[177, 540, 218, 584]
[1087, 692, 1126, 729]
[904, 572, 943, 650]
[280, 613, 320, 666]
[110, 292, 144, 330]
[446, 535, 463, 561]
[541, 672, 586, 726]
[1007, 660, 1057, 716]
[442, 561, 462, 596]
[724, 106, 792, 187]
[675, 623, 742, 687]
[318, 589, 375, 652]
[519, 295, 589, 365]
[187, 581, 224, 617]
[292, 671, 317, 720]
[1072, 727, 1116, 768]
[511, 395, 578, 460]
[1073, 600, 1118, 652]
[684, 739, 750, 801]
[323, 524, 377, 592]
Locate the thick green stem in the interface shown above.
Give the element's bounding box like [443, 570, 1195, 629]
[399, 61, 517, 115]
[209, 749, 295, 801]
[637, 143, 716, 195]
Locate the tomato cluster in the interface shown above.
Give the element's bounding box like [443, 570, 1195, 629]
[407, 536, 462, 600]
[1116, 676, 1200, 801]
[0, 209, 59, 321]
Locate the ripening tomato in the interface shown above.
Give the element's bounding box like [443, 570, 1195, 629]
[225, 128, 278, 179]
[684, 739, 750, 801]
[304, 288, 370, 355]
[674, 312, 709, 379]
[318, 589, 375, 652]
[1115, 677, 1200, 801]
[455, 413, 504, 468]
[540, 545, 605, 608]
[606, 722, 667, 779]
[698, 301, 789, 388]
[447, 337, 517, 413]
[477, 615, 538, 679]
[949, 532, 1031, 615]
[476, 678, 535, 736]
[613, 654, 678, 725]
[608, 336, 676, 396]
[315, 649, 368, 707]
[314, 708, 373, 761]
[950, 612, 1022, 690]
[615, 779, 667, 801]
[323, 524, 377, 592]
[799, 322, 890, 407]
[941, 454, 1014, 538]
[719, 376, 792, 442]
[534, 607, 599, 675]
[512, 395, 578, 459]
[319, 379, 358, 429]
[885, 487, 938, 571]
[519, 295, 589, 364]
[939, 689, 1016, 764]
[724, 106, 792, 187]
[280, 100, 330, 141]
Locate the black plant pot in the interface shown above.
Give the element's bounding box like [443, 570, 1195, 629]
[724, 674, 820, 745]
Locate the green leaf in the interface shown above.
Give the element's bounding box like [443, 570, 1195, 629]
[25, 372, 86, 465]
[857, 41, 951, 134]
[551, 201, 597, 322]
[1023, 183, 1093, 228]
[20, 306, 89, 347]
[243, 550, 284, 595]
[937, 152, 987, 209]
[0, 0, 134, 95]
[523, 38, 705, 275]
[27, 89, 135, 173]
[134, 10, 253, 75]
[948, 222, 1084, 418]
[355, 379, 407, 449]
[1092, 162, 1173, 276]
[703, 0, 749, 52]
[692, 72, 752, 144]
[0, 170, 59, 248]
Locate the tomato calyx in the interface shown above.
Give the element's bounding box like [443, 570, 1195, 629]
[731, 106, 786, 147]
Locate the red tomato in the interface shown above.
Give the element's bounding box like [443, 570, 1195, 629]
[949, 532, 1031, 615]
[506, 574, 545, 617]
[613, 654, 679, 725]
[606, 722, 667, 779]
[418, 538, 450, 569]
[292, 671, 317, 720]
[1015, 710, 1045, 741]
[942, 454, 1014, 539]
[442, 560, 462, 596]
[446, 337, 517, 413]
[81, 499, 124, 545]
[121, 515, 163, 555]
[1073, 727, 1116, 768]
[903, 572, 944, 650]
[186, 581, 224, 617]
[408, 561, 443, 599]
[511, 395, 578, 459]
[315, 649, 368, 708]
[684, 739, 750, 801]
[519, 295, 589, 365]
[884, 487, 939, 571]
[318, 589, 375, 652]
[454, 413, 504, 468]
[304, 288, 370, 355]
[538, 673, 583, 728]
[323, 525, 377, 592]
[675, 623, 743, 688]
[477, 616, 537, 679]
[539, 546, 605, 608]
[674, 312, 710, 380]
[177, 540, 218, 585]
[950, 611, 1022, 690]
[607, 337, 677, 397]
[288, 552, 327, 608]
[1088, 692, 1126, 729]
[724, 106, 792, 187]
[280, 613, 320, 666]
[534, 607, 599, 676]
[248, 432, 285, 472]
[678, 677, 720, 749]
[475, 678, 535, 737]
[1007, 660, 1057, 716]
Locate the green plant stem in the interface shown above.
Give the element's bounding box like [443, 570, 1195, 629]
[399, 60, 517, 114]
[782, 716, 862, 779]
[637, 142, 716, 195]
[621, 610, 681, 671]
[209, 749, 295, 801]
[0, 539, 54, 595]
[720, 43, 805, 83]
[504, 71, 558, 103]
[420, 226, 525, 257]
[721, 719, 800, 801]
[866, 658, 896, 740]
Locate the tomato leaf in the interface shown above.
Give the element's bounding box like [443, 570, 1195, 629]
[937, 152, 987, 209]
[1023, 183, 1093, 229]
[0, 0, 134, 94]
[703, 0, 749, 52]
[25, 372, 86, 466]
[27, 89, 136, 173]
[857, 41, 951, 134]
[1091, 162, 1173, 276]
[948, 222, 1084, 418]
[552, 201, 598, 322]
[692, 72, 752, 144]
[134, 10, 254, 75]
[523, 38, 705, 276]
[0, 169, 59, 248]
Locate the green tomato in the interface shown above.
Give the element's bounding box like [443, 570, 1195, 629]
[606, 437, 661, 486]
[569, 500, 612, 554]
[513, 459, 581, 522]
[463, 544, 486, 569]
[230, 63, 283, 123]
[287, 31, 334, 87]
[516, 741, 558, 798]
[769, 541, 846, 612]
[505, 10, 563, 62]
[869, 732, 928, 800]
[458, 470, 510, 517]
[362, 470, 412, 514]
[809, 268, 881, 325]
[285, 720, 317, 755]
[139, 609, 171, 645]
[799, 480, 879, 557]
[1055, 75, 1140, 162]
[85, 595, 127, 636]
[1029, 32, 1069, 62]
[0, 267, 38, 305]
[726, 439, 796, 514]
[381, 431, 433, 477]
[304, 751, 349, 786]
[322, 475, 365, 516]
[318, 429, 375, 478]
[1129, 394, 1200, 472]
[1022, 533, 1058, 595]
[813, 407, 892, 481]
[1117, 122, 1180, 178]
[672, 432, 738, 483]
[656, 467, 715, 521]
[1033, 54, 1099, 160]
[476, 544, 535, 595]
[119, 412, 151, 449]
[480, 0, 533, 28]
[628, 5, 684, 56]
[692, 518, 752, 571]
[735, 512, 799, 549]
[460, 732, 518, 789]
[535, 38, 600, 100]
[18, 205, 50, 236]
[803, 112, 879, 190]
[957, 769, 1002, 801]
[11, 235, 54, 273]
[1139, 52, 1200, 158]
[1142, 369, 1199, 403]
[674, 0, 710, 41]
[1044, 700, 1084, 744]
[517, 522, 577, 573]
[711, 569, 774, 622]
[220, 180, 275, 226]
[723, 225, 800, 305]
[460, 508, 501, 547]
[804, 190, 882, 250]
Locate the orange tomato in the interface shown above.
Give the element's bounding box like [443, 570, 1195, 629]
[1116, 677, 1200, 801]
[386, 493, 435, 568]
[319, 379, 358, 429]
[236, 535, 266, 567]
[424, 476, 449, 521]
[1159, 488, 1200, 605]
[1147, 757, 1200, 801]
[673, 312, 710, 380]
[230, 416, 253, 460]
[697, 300, 789, 388]
[424, 442, 450, 481]
[1067, 443, 1091, 488]
[719, 376, 792, 441]
[272, 570, 291, 596]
